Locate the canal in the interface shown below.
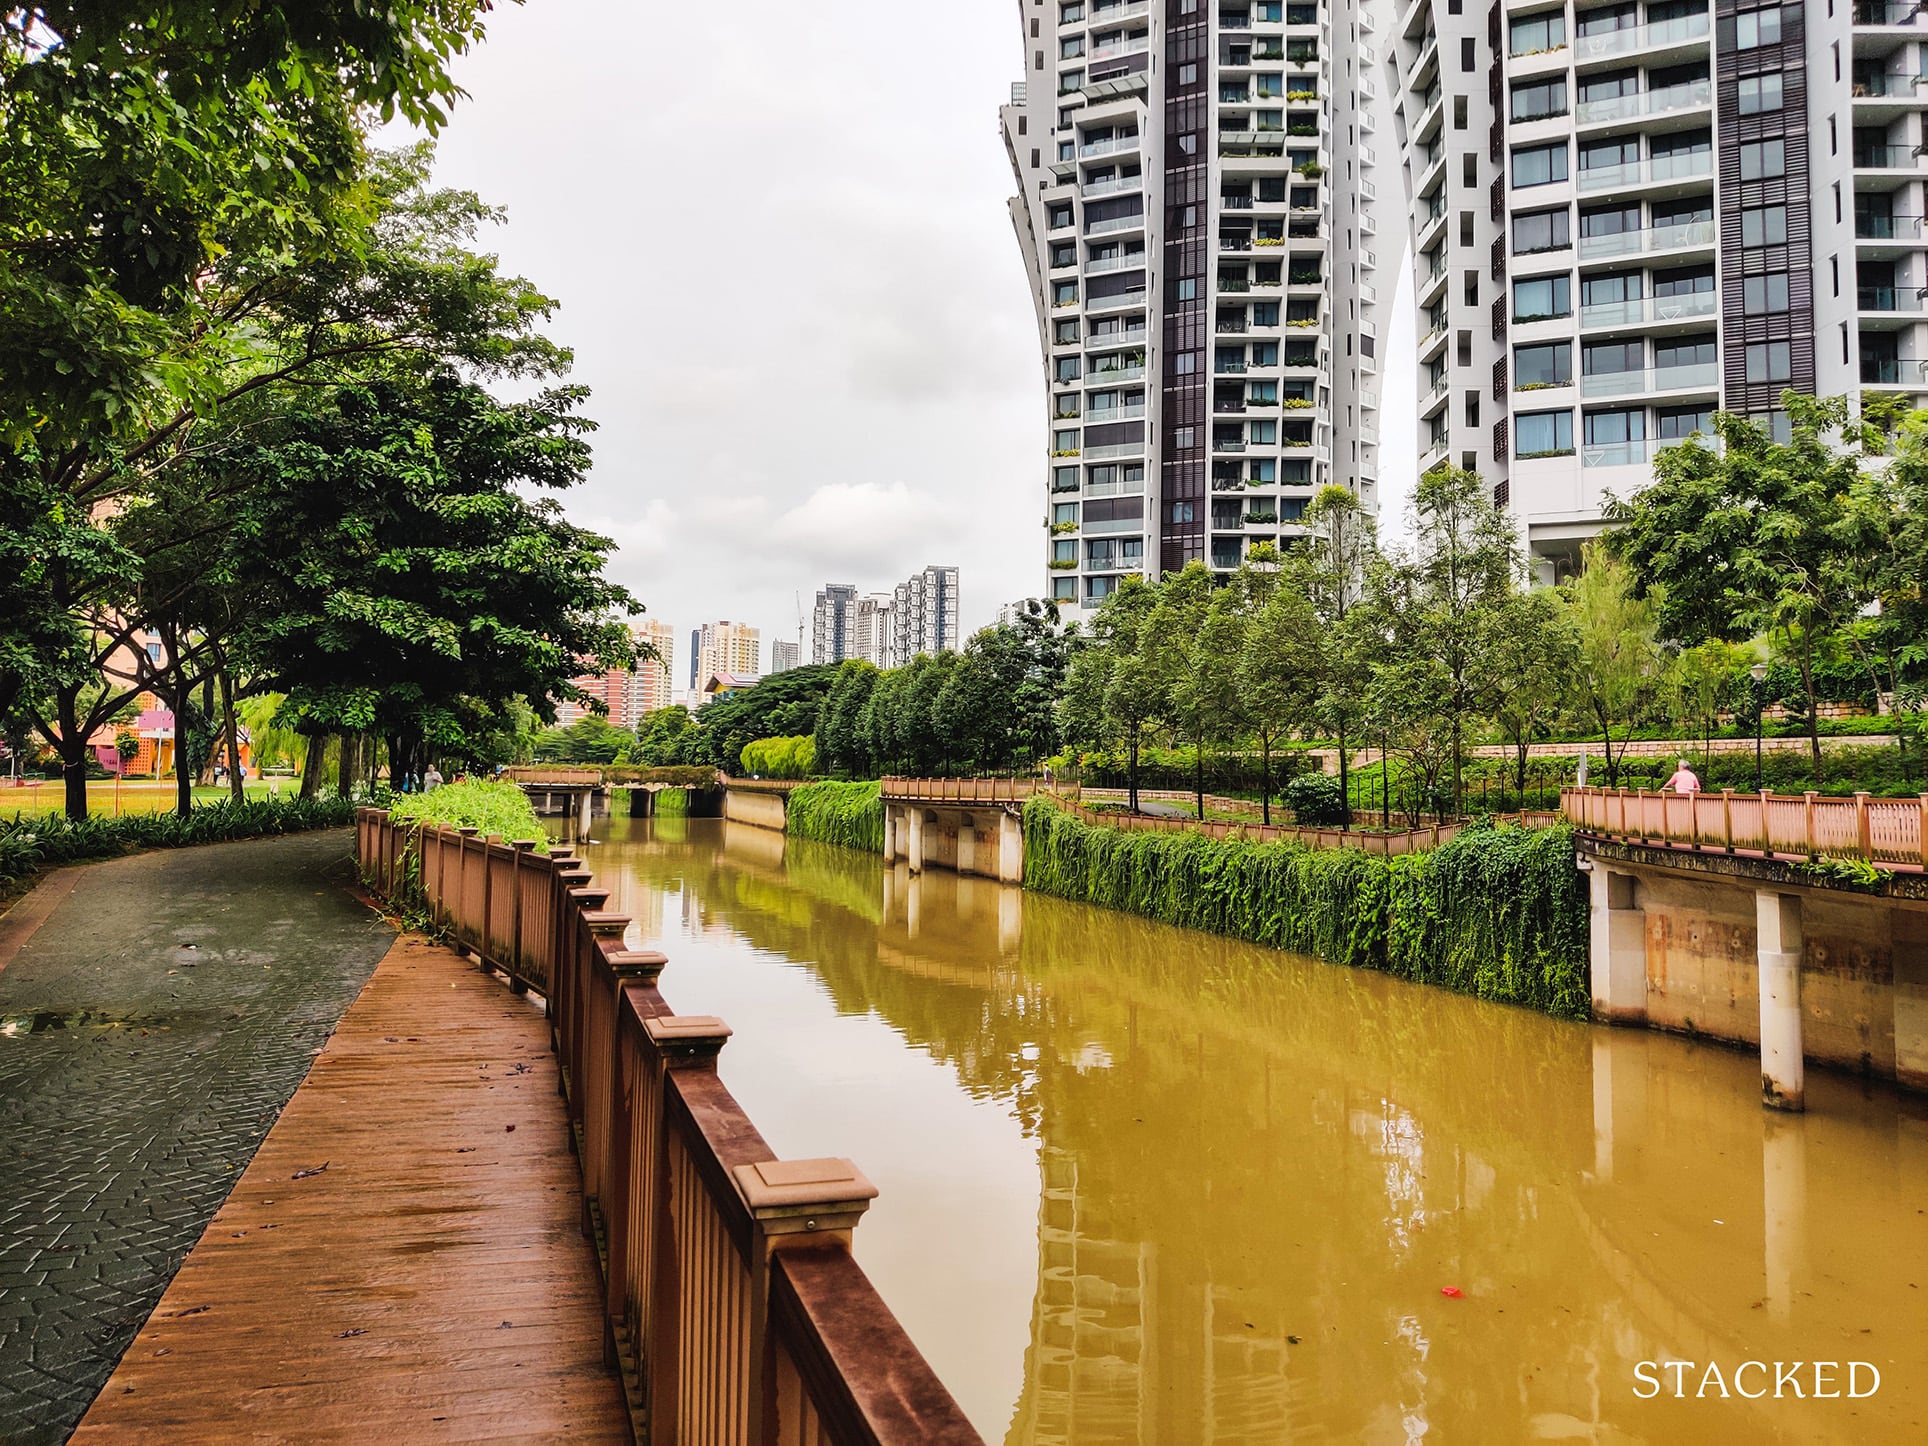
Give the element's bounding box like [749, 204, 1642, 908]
[583, 814, 1926, 1443]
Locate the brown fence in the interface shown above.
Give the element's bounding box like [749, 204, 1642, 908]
[1044, 797, 1561, 855]
[878, 776, 1045, 804]
[354, 809, 980, 1445]
[1562, 786, 1928, 868]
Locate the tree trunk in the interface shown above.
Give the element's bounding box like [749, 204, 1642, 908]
[57, 684, 89, 821]
[298, 735, 324, 798]
[336, 731, 358, 800]
[1127, 728, 1140, 814]
[215, 653, 244, 804]
[1798, 635, 1822, 781]
[1337, 720, 1351, 828]
[171, 633, 193, 818]
[1514, 738, 1529, 799]
[1193, 735, 1204, 821]
[1449, 713, 1462, 818]
[1259, 732, 1272, 826]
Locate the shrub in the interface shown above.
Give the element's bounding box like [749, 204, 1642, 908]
[739, 734, 817, 780]
[1285, 773, 1348, 825]
[386, 780, 547, 850]
[1022, 798, 1588, 1018]
[786, 781, 884, 853]
[0, 796, 358, 886]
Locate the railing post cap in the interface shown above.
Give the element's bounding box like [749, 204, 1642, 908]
[642, 1013, 732, 1063]
[457, 825, 481, 837]
[581, 908, 629, 937]
[509, 837, 539, 851]
[733, 1157, 878, 1233]
[609, 949, 669, 981]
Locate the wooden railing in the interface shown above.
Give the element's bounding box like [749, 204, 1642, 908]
[1563, 786, 1928, 868]
[1051, 797, 1478, 855]
[506, 765, 605, 786]
[354, 809, 980, 1445]
[878, 776, 1045, 804]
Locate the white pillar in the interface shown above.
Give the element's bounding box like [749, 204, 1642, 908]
[998, 810, 1024, 884]
[1591, 1033, 1616, 1183]
[998, 885, 1022, 955]
[906, 809, 925, 874]
[956, 813, 977, 876]
[577, 787, 593, 835]
[1757, 890, 1805, 1111]
[882, 804, 898, 863]
[1587, 867, 1646, 1023]
[1761, 1112, 1807, 1323]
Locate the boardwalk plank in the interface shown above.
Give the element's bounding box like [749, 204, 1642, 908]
[73, 934, 629, 1443]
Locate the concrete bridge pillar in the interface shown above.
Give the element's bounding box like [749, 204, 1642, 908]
[997, 811, 1024, 885]
[997, 885, 1022, 955]
[906, 809, 925, 875]
[882, 804, 898, 864]
[1587, 867, 1646, 1023]
[1757, 890, 1806, 1111]
[577, 788, 593, 836]
[956, 814, 977, 876]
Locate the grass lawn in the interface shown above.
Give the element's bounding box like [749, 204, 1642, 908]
[1, 778, 303, 820]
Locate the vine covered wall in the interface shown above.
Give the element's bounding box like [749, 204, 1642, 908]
[785, 781, 885, 854]
[1022, 798, 1589, 1019]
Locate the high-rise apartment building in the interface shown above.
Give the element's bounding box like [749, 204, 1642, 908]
[770, 638, 802, 674]
[1005, 0, 1394, 618]
[1388, 0, 1928, 582]
[694, 620, 759, 688]
[889, 566, 961, 664]
[688, 628, 701, 690]
[629, 617, 677, 717]
[812, 584, 858, 665]
[852, 593, 895, 666]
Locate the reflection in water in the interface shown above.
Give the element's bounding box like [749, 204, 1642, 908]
[583, 817, 1928, 1444]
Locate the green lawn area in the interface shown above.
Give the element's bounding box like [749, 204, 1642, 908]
[1, 778, 302, 820]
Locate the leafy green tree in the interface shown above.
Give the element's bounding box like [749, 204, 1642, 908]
[1668, 639, 1749, 759]
[685, 665, 841, 773]
[1236, 581, 1324, 824]
[632, 706, 695, 767]
[815, 661, 879, 776]
[1057, 576, 1161, 810]
[1567, 544, 1665, 787]
[1142, 564, 1228, 818]
[1297, 485, 1379, 821]
[1485, 587, 1581, 801]
[1606, 397, 1875, 775]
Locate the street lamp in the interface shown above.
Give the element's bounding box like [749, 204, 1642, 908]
[1750, 662, 1770, 793]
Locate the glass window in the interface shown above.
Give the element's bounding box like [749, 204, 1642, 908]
[1060, 36, 1085, 58]
[1512, 142, 1569, 188]
[1736, 7, 1782, 50]
[1512, 207, 1572, 253]
[1055, 429, 1080, 450]
[1657, 404, 1714, 440]
[1580, 136, 1639, 171]
[1746, 340, 1792, 383]
[1052, 576, 1078, 602]
[1581, 202, 1642, 237]
[1743, 272, 1790, 313]
[1654, 335, 1716, 369]
[1575, 3, 1637, 37]
[1584, 408, 1646, 445]
[1515, 409, 1574, 455]
[1052, 466, 1079, 491]
[1653, 265, 1715, 296]
[1580, 70, 1640, 104]
[1514, 273, 1572, 319]
[1741, 205, 1788, 246]
[1652, 197, 1713, 228]
[1584, 340, 1644, 375]
[1739, 139, 1785, 179]
[1511, 78, 1568, 121]
[1738, 74, 1783, 114]
[1509, 11, 1568, 55]
[1515, 341, 1573, 387]
[1054, 502, 1078, 524]
[1582, 271, 1643, 305]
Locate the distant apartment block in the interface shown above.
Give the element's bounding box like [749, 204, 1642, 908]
[770, 638, 802, 674]
[695, 620, 759, 690]
[629, 617, 677, 717]
[1005, 0, 1395, 618]
[815, 569, 960, 665]
[889, 566, 960, 664]
[812, 584, 859, 665]
[1386, 0, 1928, 581]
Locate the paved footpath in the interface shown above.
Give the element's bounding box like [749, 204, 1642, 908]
[0, 831, 393, 1444]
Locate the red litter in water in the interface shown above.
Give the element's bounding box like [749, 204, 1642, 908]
[1440, 1287, 1464, 1299]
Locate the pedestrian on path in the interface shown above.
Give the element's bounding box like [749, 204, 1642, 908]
[1666, 758, 1701, 794]
[424, 765, 444, 792]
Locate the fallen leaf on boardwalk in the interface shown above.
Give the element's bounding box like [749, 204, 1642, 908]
[456, 1147, 476, 1153]
[336, 1328, 367, 1339]
[505, 1124, 515, 1132]
[154, 1349, 171, 1357]
[174, 1306, 211, 1317]
[498, 1321, 514, 1329]
[292, 1162, 330, 1180]
[1440, 1286, 1464, 1299]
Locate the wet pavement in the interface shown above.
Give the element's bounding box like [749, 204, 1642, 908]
[0, 831, 392, 1444]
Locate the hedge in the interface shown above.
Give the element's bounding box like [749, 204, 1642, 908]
[0, 796, 359, 887]
[785, 781, 884, 853]
[385, 780, 548, 849]
[1022, 797, 1589, 1019]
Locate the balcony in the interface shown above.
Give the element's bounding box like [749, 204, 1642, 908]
[1579, 360, 1719, 399]
[1079, 134, 1142, 160]
[1086, 402, 1147, 422]
[1578, 218, 1717, 260]
[1577, 151, 1713, 193]
[1086, 362, 1146, 384]
[1862, 357, 1928, 384]
[1852, 0, 1923, 24]
[1086, 288, 1149, 314]
[1573, 13, 1711, 63]
[1851, 72, 1925, 100]
[1859, 285, 1926, 311]
[1581, 440, 1653, 468]
[1085, 252, 1147, 275]
[1084, 440, 1147, 461]
[1086, 211, 1147, 237]
[1090, 35, 1152, 63]
[1856, 214, 1926, 239]
[1575, 79, 1712, 127]
[1082, 174, 1144, 199]
[1580, 290, 1719, 328]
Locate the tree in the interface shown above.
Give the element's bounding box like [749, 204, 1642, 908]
[1485, 587, 1581, 802]
[1057, 576, 1161, 811]
[684, 665, 841, 772]
[1568, 544, 1665, 787]
[1606, 398, 1874, 776]
[1668, 639, 1749, 759]
[1297, 485, 1379, 822]
[1236, 583, 1324, 824]
[1142, 564, 1227, 819]
[814, 661, 880, 777]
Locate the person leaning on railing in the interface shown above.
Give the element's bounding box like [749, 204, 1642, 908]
[1665, 758, 1701, 794]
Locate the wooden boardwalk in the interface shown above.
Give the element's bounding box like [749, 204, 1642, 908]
[74, 933, 630, 1443]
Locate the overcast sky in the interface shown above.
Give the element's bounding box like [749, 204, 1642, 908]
[425, 0, 1417, 669]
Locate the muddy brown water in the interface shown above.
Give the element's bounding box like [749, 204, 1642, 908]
[578, 814, 1927, 1444]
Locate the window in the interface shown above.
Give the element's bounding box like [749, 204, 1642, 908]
[1053, 539, 1077, 563]
[1048, 205, 1073, 230]
[1581, 202, 1641, 239]
[1054, 429, 1080, 451]
[1651, 129, 1711, 174]
[1739, 139, 1786, 180]
[1511, 78, 1568, 121]
[1576, 3, 1637, 37]
[1515, 409, 1574, 456]
[1054, 319, 1080, 343]
[1060, 36, 1085, 59]
[1581, 271, 1642, 307]
[1736, 7, 1782, 50]
[1172, 352, 1197, 374]
[1173, 425, 1197, 447]
[1178, 61, 1198, 84]
[1175, 277, 1198, 300]
[1053, 281, 1079, 305]
[1580, 136, 1639, 175]
[1053, 502, 1078, 525]
[1746, 340, 1792, 383]
[1657, 404, 1715, 440]
[1742, 205, 1788, 246]
[1654, 335, 1716, 371]
[1461, 37, 1475, 71]
[1513, 141, 1569, 187]
[1744, 272, 1791, 313]
[1052, 576, 1078, 602]
[1514, 272, 1572, 320]
[1584, 409, 1646, 445]
[1584, 339, 1644, 377]
[1653, 265, 1715, 297]
[1509, 11, 1567, 55]
[1514, 341, 1573, 387]
[1512, 207, 1571, 253]
[1055, 358, 1081, 381]
[1052, 465, 1079, 492]
[1738, 74, 1783, 114]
